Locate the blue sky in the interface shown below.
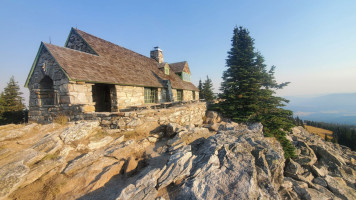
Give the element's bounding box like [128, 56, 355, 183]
[1, 0, 356, 105]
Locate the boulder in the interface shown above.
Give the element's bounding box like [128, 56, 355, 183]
[117, 167, 163, 200]
[293, 141, 317, 166]
[204, 111, 220, 124]
[0, 123, 38, 142]
[166, 123, 186, 137]
[157, 145, 195, 189]
[285, 159, 305, 176]
[177, 124, 284, 200]
[88, 136, 113, 150]
[0, 161, 30, 198]
[60, 121, 100, 144]
[324, 175, 356, 200]
[62, 152, 102, 176]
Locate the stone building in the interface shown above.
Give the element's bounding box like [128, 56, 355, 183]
[25, 28, 199, 122]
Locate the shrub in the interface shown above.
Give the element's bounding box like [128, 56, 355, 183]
[53, 114, 68, 125]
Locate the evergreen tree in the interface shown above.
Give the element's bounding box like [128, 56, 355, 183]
[0, 76, 25, 124]
[220, 27, 262, 122]
[198, 79, 204, 100]
[219, 27, 295, 158]
[0, 92, 5, 121]
[202, 76, 215, 102]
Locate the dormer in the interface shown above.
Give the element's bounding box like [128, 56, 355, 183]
[169, 61, 191, 82]
[158, 62, 170, 75]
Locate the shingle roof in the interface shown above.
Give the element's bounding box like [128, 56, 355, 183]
[42, 28, 198, 91]
[169, 61, 191, 74]
[158, 62, 168, 69]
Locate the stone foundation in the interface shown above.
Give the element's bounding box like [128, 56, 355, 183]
[29, 101, 206, 127]
[97, 101, 206, 131]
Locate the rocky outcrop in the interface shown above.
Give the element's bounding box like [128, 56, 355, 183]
[60, 121, 100, 144]
[0, 111, 355, 200]
[284, 126, 356, 200]
[115, 120, 355, 200]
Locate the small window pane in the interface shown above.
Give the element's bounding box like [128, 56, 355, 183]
[144, 87, 157, 103]
[177, 90, 183, 101]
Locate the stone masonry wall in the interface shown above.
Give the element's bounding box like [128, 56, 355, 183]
[172, 89, 177, 101]
[98, 101, 206, 131]
[183, 90, 193, 101]
[115, 85, 145, 109]
[65, 30, 96, 55]
[171, 89, 197, 101]
[28, 47, 71, 122]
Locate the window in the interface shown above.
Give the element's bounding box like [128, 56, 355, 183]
[177, 90, 183, 101]
[164, 66, 169, 75]
[144, 87, 158, 103]
[193, 91, 196, 100]
[182, 72, 191, 82]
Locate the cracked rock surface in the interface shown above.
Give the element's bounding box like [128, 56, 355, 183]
[0, 113, 355, 200]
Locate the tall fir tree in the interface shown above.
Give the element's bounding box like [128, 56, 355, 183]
[0, 76, 25, 124]
[220, 27, 295, 158]
[220, 27, 262, 122]
[202, 76, 215, 102]
[198, 79, 204, 100]
[0, 92, 5, 120]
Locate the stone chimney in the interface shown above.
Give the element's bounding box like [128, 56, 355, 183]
[150, 46, 164, 63]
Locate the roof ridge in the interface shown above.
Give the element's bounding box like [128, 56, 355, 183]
[74, 28, 158, 63]
[43, 42, 99, 57]
[169, 61, 187, 64]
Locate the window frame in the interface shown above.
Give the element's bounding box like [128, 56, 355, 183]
[164, 66, 169, 75]
[182, 72, 191, 82]
[144, 87, 158, 104]
[177, 89, 183, 101]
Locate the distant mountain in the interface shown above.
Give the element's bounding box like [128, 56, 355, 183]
[284, 93, 356, 125]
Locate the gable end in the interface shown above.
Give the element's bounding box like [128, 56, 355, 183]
[64, 28, 98, 55]
[25, 42, 71, 88]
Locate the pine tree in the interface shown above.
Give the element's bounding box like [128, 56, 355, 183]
[220, 27, 261, 122]
[202, 76, 215, 102]
[219, 26, 295, 158]
[0, 76, 25, 124]
[0, 92, 5, 121]
[198, 79, 204, 100]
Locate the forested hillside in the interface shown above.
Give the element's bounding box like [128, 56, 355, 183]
[304, 120, 356, 150]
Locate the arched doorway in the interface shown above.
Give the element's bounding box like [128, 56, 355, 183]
[39, 76, 55, 106]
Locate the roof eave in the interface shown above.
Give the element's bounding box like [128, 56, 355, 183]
[24, 42, 73, 88]
[24, 42, 44, 88]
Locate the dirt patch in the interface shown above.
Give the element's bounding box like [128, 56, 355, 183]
[305, 125, 333, 140]
[180, 130, 216, 144]
[9, 167, 66, 200]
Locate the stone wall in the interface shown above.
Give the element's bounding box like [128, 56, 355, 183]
[97, 101, 206, 131]
[28, 47, 71, 122]
[172, 89, 177, 101]
[171, 89, 197, 101]
[115, 85, 144, 109]
[65, 30, 96, 55]
[183, 90, 193, 101]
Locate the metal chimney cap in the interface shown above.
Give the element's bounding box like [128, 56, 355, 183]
[154, 46, 162, 51]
